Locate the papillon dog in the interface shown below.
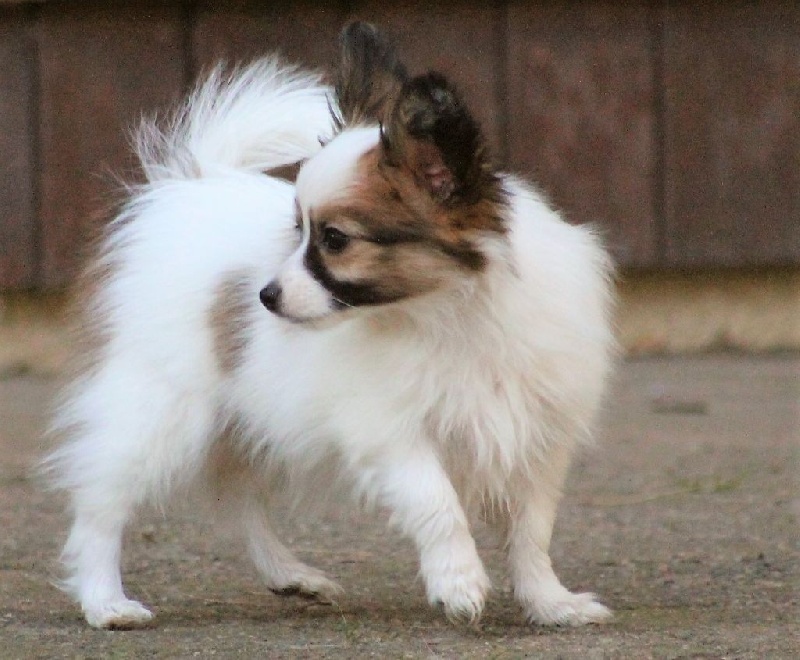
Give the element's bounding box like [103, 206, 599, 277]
[46, 22, 616, 629]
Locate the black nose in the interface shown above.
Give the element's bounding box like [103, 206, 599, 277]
[259, 281, 282, 313]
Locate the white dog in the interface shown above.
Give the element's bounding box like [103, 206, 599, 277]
[46, 22, 616, 630]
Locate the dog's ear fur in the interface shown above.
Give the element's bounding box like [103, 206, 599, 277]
[383, 72, 495, 206]
[334, 22, 408, 127]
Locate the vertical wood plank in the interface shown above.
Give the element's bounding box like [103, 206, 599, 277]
[507, 1, 658, 268]
[37, 2, 187, 287]
[193, 0, 347, 74]
[348, 1, 506, 160]
[664, 2, 800, 268]
[0, 10, 37, 289]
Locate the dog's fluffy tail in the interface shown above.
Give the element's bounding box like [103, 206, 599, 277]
[135, 58, 333, 182]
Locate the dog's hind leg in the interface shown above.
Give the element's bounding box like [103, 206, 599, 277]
[243, 504, 343, 602]
[52, 368, 217, 628]
[505, 446, 612, 626]
[206, 443, 343, 602]
[61, 501, 153, 629]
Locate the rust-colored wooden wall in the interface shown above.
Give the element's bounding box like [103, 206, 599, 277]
[1, 0, 798, 290]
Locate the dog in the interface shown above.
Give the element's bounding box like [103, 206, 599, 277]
[45, 22, 616, 629]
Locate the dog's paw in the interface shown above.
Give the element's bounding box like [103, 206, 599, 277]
[425, 558, 491, 623]
[525, 591, 612, 627]
[269, 566, 344, 604]
[84, 598, 154, 629]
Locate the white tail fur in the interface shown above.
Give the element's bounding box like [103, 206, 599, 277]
[134, 58, 334, 182]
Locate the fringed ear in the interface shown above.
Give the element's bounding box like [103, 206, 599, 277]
[383, 72, 494, 206]
[334, 22, 408, 127]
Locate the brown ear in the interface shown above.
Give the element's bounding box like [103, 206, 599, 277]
[334, 22, 408, 127]
[383, 72, 495, 206]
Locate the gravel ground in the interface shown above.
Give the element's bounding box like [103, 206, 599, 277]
[1, 354, 797, 658]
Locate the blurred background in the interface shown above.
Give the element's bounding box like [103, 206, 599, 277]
[1, 0, 798, 374]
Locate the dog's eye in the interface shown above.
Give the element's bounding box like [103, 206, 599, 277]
[321, 227, 350, 253]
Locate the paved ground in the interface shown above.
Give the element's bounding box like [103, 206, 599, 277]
[1, 354, 797, 658]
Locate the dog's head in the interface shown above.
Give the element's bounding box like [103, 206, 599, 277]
[260, 22, 507, 324]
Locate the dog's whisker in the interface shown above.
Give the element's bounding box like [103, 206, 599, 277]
[332, 296, 353, 308]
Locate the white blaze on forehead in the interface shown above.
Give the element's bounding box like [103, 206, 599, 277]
[295, 127, 380, 214]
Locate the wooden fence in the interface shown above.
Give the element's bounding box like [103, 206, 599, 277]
[1, 1, 798, 289]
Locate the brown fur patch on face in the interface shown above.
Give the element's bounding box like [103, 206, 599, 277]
[302, 146, 507, 308]
[357, 146, 506, 245]
[210, 270, 254, 374]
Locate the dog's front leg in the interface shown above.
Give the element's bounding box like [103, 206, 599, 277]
[368, 446, 490, 622]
